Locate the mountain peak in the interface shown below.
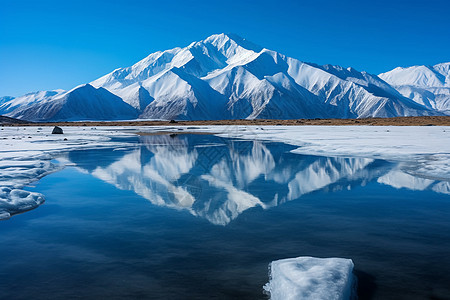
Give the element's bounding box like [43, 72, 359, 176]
[68, 83, 97, 93]
[379, 63, 449, 88]
[434, 62, 450, 68]
[201, 33, 263, 53]
[203, 33, 242, 44]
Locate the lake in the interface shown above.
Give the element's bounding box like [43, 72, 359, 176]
[1, 134, 449, 299]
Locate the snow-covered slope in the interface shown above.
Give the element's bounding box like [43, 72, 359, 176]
[0, 96, 15, 107]
[1, 33, 444, 121]
[0, 90, 65, 115]
[379, 63, 450, 114]
[5, 84, 138, 121]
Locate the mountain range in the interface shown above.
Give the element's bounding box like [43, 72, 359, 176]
[1, 33, 449, 121]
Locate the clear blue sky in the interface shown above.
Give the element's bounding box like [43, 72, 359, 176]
[1, 0, 449, 97]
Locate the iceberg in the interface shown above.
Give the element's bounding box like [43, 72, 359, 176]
[264, 256, 355, 300]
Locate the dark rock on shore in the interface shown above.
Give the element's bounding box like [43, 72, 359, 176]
[52, 126, 63, 134]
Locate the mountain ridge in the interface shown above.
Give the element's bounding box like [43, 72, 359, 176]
[1, 33, 447, 121]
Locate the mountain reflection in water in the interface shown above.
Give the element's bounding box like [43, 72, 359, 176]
[64, 134, 449, 226]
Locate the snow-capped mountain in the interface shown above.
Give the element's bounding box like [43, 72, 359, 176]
[1, 33, 445, 121]
[1, 85, 137, 121]
[379, 63, 450, 114]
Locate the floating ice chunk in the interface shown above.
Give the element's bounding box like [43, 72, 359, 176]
[264, 256, 355, 300]
[0, 187, 45, 220]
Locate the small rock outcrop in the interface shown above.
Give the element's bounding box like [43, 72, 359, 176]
[52, 126, 63, 134]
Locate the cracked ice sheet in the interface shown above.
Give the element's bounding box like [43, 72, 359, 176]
[147, 125, 450, 181]
[264, 256, 355, 300]
[0, 126, 136, 219]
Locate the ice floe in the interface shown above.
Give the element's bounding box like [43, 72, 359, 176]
[0, 187, 45, 219]
[264, 256, 355, 300]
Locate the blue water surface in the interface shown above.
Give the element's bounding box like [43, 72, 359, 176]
[0, 134, 449, 299]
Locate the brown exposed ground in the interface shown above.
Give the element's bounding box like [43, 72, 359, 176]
[1, 116, 450, 127]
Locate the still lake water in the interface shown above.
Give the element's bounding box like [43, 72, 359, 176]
[1, 134, 450, 299]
